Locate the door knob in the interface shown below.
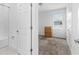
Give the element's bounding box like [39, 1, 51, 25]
[16, 30, 19, 33]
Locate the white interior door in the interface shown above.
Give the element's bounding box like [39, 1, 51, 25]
[9, 3, 31, 55]
[17, 3, 31, 55]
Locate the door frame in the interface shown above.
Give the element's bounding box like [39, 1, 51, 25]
[32, 3, 69, 55]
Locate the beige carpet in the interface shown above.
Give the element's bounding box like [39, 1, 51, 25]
[39, 38, 71, 55]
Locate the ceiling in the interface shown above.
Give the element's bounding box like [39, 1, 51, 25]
[39, 3, 68, 12]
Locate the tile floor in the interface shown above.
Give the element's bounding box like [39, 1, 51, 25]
[0, 47, 17, 55]
[39, 38, 71, 55]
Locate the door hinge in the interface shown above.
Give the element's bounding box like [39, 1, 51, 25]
[31, 4, 32, 7]
[30, 26, 33, 29]
[30, 49, 33, 52]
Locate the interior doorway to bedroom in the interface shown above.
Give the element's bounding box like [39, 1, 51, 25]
[38, 3, 71, 55]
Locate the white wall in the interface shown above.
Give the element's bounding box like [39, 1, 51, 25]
[0, 4, 9, 48]
[39, 9, 66, 38]
[39, 12, 51, 35]
[66, 3, 79, 55]
[70, 3, 79, 55]
[0, 5, 9, 40]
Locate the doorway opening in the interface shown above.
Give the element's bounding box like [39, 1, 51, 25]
[38, 3, 71, 55]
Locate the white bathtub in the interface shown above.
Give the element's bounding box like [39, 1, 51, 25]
[0, 37, 8, 48]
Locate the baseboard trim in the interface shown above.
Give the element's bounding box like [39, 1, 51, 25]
[39, 35, 66, 39]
